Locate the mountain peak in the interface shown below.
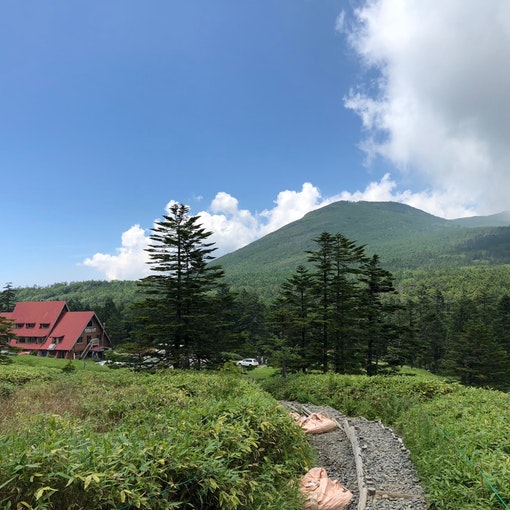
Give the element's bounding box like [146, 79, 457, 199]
[215, 200, 510, 299]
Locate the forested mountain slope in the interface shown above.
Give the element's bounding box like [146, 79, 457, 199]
[8, 201, 510, 304]
[215, 201, 510, 297]
[14, 280, 137, 309]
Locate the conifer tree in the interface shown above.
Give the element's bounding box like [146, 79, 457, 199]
[133, 203, 229, 369]
[271, 265, 317, 372]
[95, 297, 127, 345]
[359, 254, 397, 375]
[494, 294, 510, 355]
[0, 282, 16, 312]
[400, 286, 449, 372]
[0, 315, 16, 363]
[228, 289, 269, 357]
[443, 318, 510, 390]
[306, 232, 367, 373]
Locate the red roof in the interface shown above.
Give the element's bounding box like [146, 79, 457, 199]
[7, 301, 68, 338]
[41, 311, 95, 352]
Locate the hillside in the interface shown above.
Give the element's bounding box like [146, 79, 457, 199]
[13, 280, 138, 309]
[215, 201, 510, 297]
[10, 201, 510, 304]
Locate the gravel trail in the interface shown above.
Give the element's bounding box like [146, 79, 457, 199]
[282, 402, 427, 510]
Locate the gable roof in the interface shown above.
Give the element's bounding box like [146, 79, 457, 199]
[8, 301, 68, 338]
[41, 311, 96, 352]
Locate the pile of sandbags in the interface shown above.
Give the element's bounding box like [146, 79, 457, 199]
[289, 410, 352, 509]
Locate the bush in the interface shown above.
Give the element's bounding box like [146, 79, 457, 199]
[0, 369, 313, 509]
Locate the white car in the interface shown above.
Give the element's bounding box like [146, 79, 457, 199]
[237, 358, 259, 367]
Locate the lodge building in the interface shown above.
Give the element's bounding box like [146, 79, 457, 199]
[1, 301, 111, 359]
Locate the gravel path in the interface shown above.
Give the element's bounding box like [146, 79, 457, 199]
[282, 402, 427, 510]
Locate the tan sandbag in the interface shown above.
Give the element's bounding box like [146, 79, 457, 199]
[290, 411, 302, 422]
[296, 413, 338, 434]
[300, 467, 353, 510]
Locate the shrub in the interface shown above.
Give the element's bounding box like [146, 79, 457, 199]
[0, 369, 313, 509]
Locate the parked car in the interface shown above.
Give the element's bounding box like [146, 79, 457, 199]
[237, 358, 259, 367]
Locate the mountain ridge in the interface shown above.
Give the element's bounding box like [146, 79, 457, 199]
[215, 201, 510, 296]
[13, 201, 510, 305]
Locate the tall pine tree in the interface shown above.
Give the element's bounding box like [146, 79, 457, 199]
[359, 254, 397, 375]
[0, 315, 16, 363]
[306, 233, 367, 373]
[0, 283, 16, 312]
[271, 265, 317, 372]
[269, 233, 400, 375]
[132, 203, 229, 369]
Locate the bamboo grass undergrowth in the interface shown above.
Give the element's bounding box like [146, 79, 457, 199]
[0, 361, 314, 510]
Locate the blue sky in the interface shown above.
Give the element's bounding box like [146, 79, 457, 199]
[2, 1, 510, 287]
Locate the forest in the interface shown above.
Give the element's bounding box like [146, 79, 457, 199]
[2, 201, 510, 390]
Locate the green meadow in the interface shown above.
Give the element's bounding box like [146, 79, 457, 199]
[2, 357, 510, 509]
[0, 358, 312, 510]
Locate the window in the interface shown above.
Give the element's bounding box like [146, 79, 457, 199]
[26, 323, 35, 329]
[76, 337, 84, 344]
[14, 323, 24, 329]
[39, 323, 50, 329]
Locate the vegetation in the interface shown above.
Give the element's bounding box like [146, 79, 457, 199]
[0, 358, 313, 510]
[270, 233, 398, 375]
[396, 284, 510, 390]
[131, 203, 234, 369]
[5, 206, 510, 388]
[14, 280, 137, 309]
[0, 282, 17, 312]
[4, 357, 509, 509]
[259, 370, 510, 509]
[0, 315, 16, 365]
[214, 201, 510, 299]
[3, 200, 510, 508]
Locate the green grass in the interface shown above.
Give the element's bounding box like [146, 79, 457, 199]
[244, 365, 279, 381]
[9, 352, 117, 370]
[0, 358, 313, 510]
[5, 357, 509, 509]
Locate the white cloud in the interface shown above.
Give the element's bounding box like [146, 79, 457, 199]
[80, 183, 328, 281]
[258, 183, 324, 235]
[200, 183, 327, 254]
[335, 173, 476, 219]
[82, 225, 150, 280]
[198, 193, 260, 254]
[342, 0, 510, 215]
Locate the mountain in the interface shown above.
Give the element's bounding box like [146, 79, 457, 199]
[215, 201, 510, 297]
[13, 201, 510, 305]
